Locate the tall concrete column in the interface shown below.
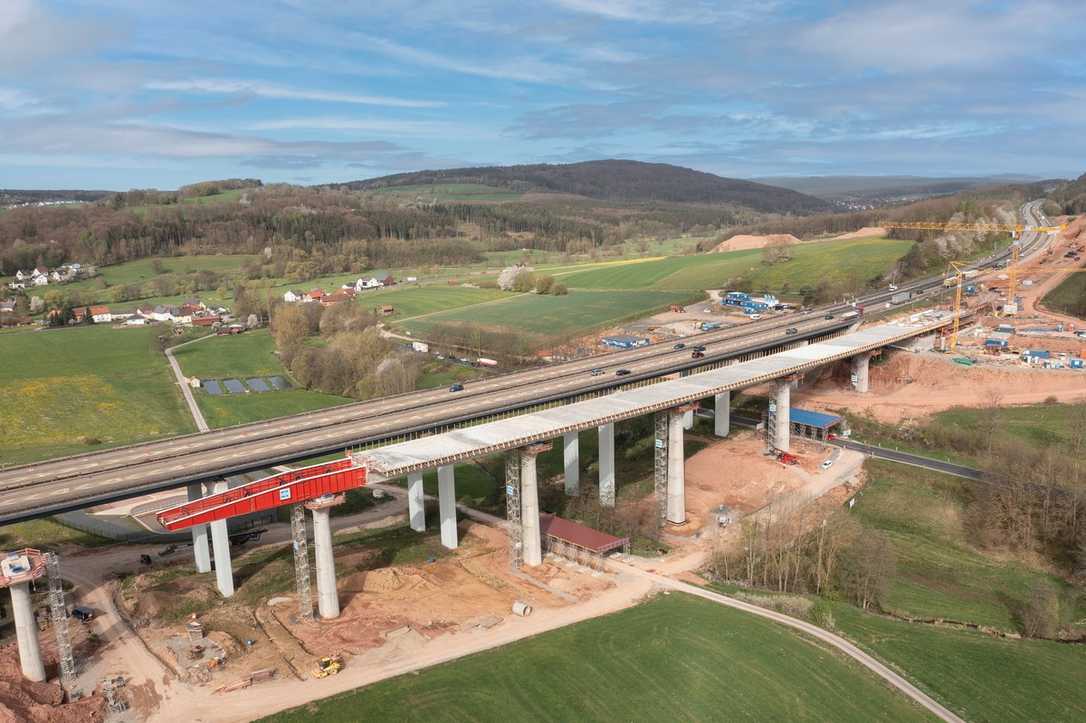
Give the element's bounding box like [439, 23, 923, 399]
[773, 381, 791, 453]
[682, 410, 694, 430]
[667, 410, 687, 525]
[10, 582, 45, 682]
[407, 471, 425, 532]
[520, 445, 550, 568]
[209, 480, 234, 598]
[598, 423, 615, 507]
[562, 431, 580, 496]
[714, 391, 730, 437]
[307, 499, 340, 619]
[437, 465, 458, 549]
[851, 352, 871, 393]
[187, 482, 211, 573]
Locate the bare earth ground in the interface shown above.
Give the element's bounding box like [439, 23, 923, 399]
[712, 233, 801, 252]
[796, 352, 1086, 424]
[830, 226, 888, 240]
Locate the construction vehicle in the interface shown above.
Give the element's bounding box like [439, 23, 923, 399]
[312, 655, 343, 679]
[777, 452, 800, 466]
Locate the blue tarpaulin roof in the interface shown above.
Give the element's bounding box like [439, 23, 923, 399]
[790, 407, 842, 429]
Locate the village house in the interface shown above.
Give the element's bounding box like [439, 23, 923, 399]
[354, 277, 383, 292]
[125, 314, 148, 326]
[283, 289, 304, 303]
[307, 289, 327, 303]
[321, 290, 352, 306]
[89, 305, 112, 323]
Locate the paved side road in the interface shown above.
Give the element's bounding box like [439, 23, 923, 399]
[164, 335, 212, 432]
[829, 439, 981, 480]
[614, 563, 965, 723]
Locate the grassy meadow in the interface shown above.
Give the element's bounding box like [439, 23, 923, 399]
[0, 324, 195, 465]
[263, 593, 931, 723]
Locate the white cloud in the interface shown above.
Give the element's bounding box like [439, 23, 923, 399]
[800, 1, 1084, 73]
[247, 116, 478, 137]
[145, 79, 444, 108]
[355, 34, 578, 84]
[547, 0, 774, 24]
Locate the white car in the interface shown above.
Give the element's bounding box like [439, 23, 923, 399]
[749, 313, 761, 320]
[821, 459, 834, 470]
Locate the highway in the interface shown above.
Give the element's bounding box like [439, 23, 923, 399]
[0, 201, 1054, 523]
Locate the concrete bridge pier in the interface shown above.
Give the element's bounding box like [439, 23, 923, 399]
[682, 410, 694, 430]
[667, 407, 692, 525]
[714, 391, 730, 437]
[10, 582, 45, 682]
[437, 465, 458, 549]
[773, 381, 791, 453]
[306, 495, 343, 619]
[563, 431, 580, 496]
[209, 480, 235, 598]
[851, 352, 873, 393]
[598, 423, 615, 506]
[519, 442, 552, 567]
[407, 471, 425, 532]
[187, 483, 211, 573]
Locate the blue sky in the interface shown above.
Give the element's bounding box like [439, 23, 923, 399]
[2, 0, 1085, 189]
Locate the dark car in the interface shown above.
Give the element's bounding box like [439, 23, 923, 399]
[785, 327, 798, 335]
[691, 351, 705, 359]
[449, 383, 464, 392]
[824, 314, 835, 320]
[589, 368, 605, 376]
[673, 342, 686, 350]
[71, 606, 95, 623]
[615, 369, 632, 376]
[692, 345, 706, 352]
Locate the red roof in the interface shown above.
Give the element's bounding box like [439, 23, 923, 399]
[539, 514, 628, 553]
[308, 289, 326, 299]
[192, 316, 220, 326]
[88, 305, 110, 315]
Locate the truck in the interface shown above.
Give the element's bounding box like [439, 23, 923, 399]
[699, 321, 722, 331]
[841, 310, 860, 319]
[890, 291, 911, 304]
[476, 357, 498, 368]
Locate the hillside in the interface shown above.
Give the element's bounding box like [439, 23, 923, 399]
[333, 160, 834, 214]
[1, 189, 112, 206]
[1048, 172, 1086, 214]
[754, 175, 1042, 205]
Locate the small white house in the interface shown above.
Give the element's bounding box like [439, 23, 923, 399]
[283, 289, 304, 303]
[354, 277, 383, 292]
[125, 315, 148, 326]
[405, 276, 418, 283]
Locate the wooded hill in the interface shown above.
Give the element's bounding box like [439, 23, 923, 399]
[332, 160, 834, 214]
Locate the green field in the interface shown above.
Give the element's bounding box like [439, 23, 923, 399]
[369, 183, 523, 202]
[399, 288, 699, 341]
[354, 286, 511, 320]
[60, 253, 257, 295]
[853, 461, 1081, 631]
[172, 330, 352, 428]
[830, 602, 1086, 722]
[557, 237, 912, 295]
[0, 325, 195, 464]
[262, 593, 930, 723]
[172, 330, 284, 379]
[1042, 272, 1086, 318]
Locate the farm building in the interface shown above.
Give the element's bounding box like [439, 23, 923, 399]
[539, 514, 629, 570]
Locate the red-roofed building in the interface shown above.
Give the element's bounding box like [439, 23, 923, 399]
[307, 289, 326, 302]
[88, 305, 112, 323]
[192, 315, 221, 327]
[539, 514, 629, 569]
[321, 290, 351, 306]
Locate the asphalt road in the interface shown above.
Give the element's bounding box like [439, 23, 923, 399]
[828, 439, 981, 480]
[0, 202, 1050, 523]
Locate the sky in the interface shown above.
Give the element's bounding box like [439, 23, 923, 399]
[2, 0, 1085, 189]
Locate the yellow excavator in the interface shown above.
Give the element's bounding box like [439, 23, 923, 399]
[312, 655, 344, 679]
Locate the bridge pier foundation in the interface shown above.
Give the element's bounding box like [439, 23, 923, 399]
[10, 582, 45, 682]
[563, 431, 579, 496]
[187, 483, 211, 573]
[437, 465, 458, 549]
[306, 496, 343, 620]
[209, 480, 235, 598]
[407, 471, 425, 532]
[714, 391, 730, 437]
[598, 423, 615, 507]
[851, 352, 872, 393]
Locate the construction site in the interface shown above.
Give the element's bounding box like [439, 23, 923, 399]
[0, 213, 1084, 722]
